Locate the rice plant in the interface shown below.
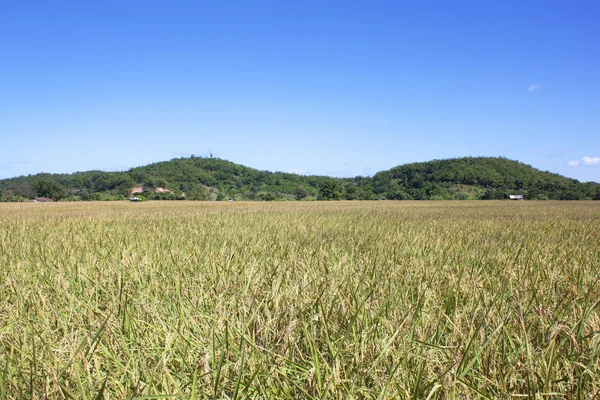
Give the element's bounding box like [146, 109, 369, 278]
[0, 200, 598, 398]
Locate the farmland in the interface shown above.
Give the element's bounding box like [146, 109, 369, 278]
[0, 201, 599, 398]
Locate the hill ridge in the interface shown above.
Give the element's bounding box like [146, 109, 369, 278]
[1, 156, 598, 201]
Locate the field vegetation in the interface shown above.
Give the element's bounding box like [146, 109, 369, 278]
[0, 201, 599, 398]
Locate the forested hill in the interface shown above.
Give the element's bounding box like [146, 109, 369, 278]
[371, 157, 599, 200]
[0, 156, 598, 201]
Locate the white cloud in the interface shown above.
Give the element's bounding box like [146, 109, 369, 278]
[582, 156, 600, 167]
[528, 84, 542, 91]
[566, 160, 580, 167]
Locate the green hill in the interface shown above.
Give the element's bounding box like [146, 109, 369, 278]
[371, 157, 599, 200]
[0, 157, 340, 202]
[1, 156, 598, 201]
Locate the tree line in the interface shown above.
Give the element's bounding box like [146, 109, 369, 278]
[1, 156, 598, 202]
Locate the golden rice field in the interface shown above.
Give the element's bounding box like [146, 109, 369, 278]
[0, 200, 599, 399]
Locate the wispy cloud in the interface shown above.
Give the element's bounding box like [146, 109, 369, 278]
[582, 156, 600, 167]
[566, 160, 580, 167]
[528, 84, 542, 91]
[0, 160, 32, 170]
[4, 161, 32, 165]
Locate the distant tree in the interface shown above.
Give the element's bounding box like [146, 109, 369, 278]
[186, 186, 210, 200]
[32, 178, 66, 200]
[318, 181, 341, 200]
[387, 189, 412, 200]
[12, 182, 35, 199]
[295, 188, 309, 200]
[261, 193, 276, 201]
[424, 183, 445, 199]
[481, 189, 499, 200]
[344, 183, 357, 200]
[562, 190, 583, 200]
[78, 190, 92, 201]
[356, 189, 374, 200]
[2, 191, 29, 202]
[155, 177, 168, 188]
[1, 155, 597, 202]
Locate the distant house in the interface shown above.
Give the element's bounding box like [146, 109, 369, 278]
[130, 197, 141, 202]
[32, 197, 52, 202]
[509, 195, 524, 200]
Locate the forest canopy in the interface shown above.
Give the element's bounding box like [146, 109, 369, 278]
[1, 156, 598, 201]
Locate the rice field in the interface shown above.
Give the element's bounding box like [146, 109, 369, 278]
[0, 200, 599, 399]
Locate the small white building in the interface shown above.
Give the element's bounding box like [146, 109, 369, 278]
[509, 195, 524, 200]
[130, 197, 141, 202]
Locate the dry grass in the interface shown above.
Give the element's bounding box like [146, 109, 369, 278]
[0, 200, 599, 399]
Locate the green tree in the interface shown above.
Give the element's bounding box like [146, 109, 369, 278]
[295, 188, 309, 200]
[318, 181, 341, 200]
[32, 178, 66, 200]
[261, 193, 276, 201]
[387, 189, 412, 200]
[562, 190, 583, 200]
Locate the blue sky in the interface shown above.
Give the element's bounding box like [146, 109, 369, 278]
[1, 1, 598, 182]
